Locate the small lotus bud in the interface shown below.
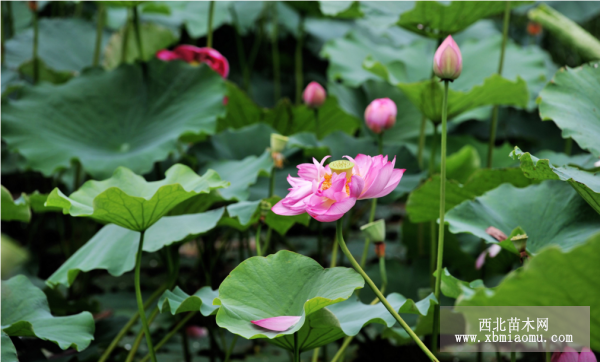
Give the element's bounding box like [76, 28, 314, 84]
[433, 35, 462, 81]
[527, 21, 542, 36]
[360, 219, 386, 242]
[364, 98, 397, 134]
[186, 326, 208, 339]
[329, 160, 354, 182]
[270, 133, 288, 154]
[302, 81, 326, 108]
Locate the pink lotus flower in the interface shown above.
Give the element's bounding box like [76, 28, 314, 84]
[433, 35, 462, 81]
[156, 45, 229, 78]
[302, 81, 326, 108]
[186, 326, 208, 338]
[475, 244, 501, 270]
[272, 155, 405, 222]
[552, 347, 597, 362]
[365, 98, 397, 134]
[251, 316, 301, 332]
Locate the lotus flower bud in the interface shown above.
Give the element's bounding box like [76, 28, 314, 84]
[433, 35, 462, 81]
[364, 98, 397, 134]
[360, 219, 386, 242]
[302, 81, 326, 108]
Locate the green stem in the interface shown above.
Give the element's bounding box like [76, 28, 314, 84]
[295, 16, 304, 105]
[330, 234, 339, 268]
[207, 1, 215, 48]
[271, 2, 280, 102]
[269, 167, 276, 197]
[497, 350, 502, 362]
[262, 227, 273, 255]
[377, 133, 383, 155]
[487, 1, 511, 168]
[429, 122, 438, 290]
[433, 80, 450, 353]
[359, 198, 377, 268]
[511, 350, 516, 362]
[98, 284, 166, 362]
[93, 4, 104, 67]
[314, 108, 319, 139]
[564, 138, 573, 155]
[140, 312, 195, 362]
[545, 351, 550, 362]
[379, 256, 387, 295]
[132, 6, 144, 60]
[317, 222, 323, 264]
[181, 323, 192, 362]
[125, 307, 159, 362]
[335, 218, 439, 362]
[311, 347, 320, 362]
[255, 223, 262, 257]
[417, 115, 427, 170]
[32, 7, 39, 84]
[331, 335, 353, 362]
[134, 231, 157, 362]
[121, 9, 131, 63]
[294, 332, 300, 362]
[224, 335, 238, 362]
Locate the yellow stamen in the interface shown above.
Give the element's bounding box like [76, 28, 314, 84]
[189, 61, 200, 67]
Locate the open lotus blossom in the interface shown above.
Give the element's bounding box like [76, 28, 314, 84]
[251, 316, 301, 332]
[552, 346, 597, 362]
[156, 45, 230, 78]
[365, 98, 397, 134]
[272, 155, 405, 222]
[433, 35, 462, 81]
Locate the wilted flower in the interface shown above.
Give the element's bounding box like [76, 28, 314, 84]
[156, 45, 229, 78]
[433, 35, 462, 81]
[551, 346, 597, 362]
[527, 21, 543, 36]
[272, 155, 405, 222]
[186, 326, 208, 338]
[302, 81, 326, 108]
[251, 316, 301, 331]
[365, 98, 397, 134]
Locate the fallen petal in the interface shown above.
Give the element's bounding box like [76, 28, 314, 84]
[251, 316, 301, 331]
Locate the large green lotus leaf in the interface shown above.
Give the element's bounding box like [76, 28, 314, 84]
[534, 150, 598, 169]
[46, 208, 225, 288]
[445, 181, 600, 254]
[218, 201, 261, 231]
[271, 293, 437, 352]
[321, 30, 435, 87]
[103, 22, 178, 69]
[1, 186, 31, 222]
[398, 75, 529, 123]
[4, 19, 110, 73]
[538, 63, 600, 158]
[1, 275, 95, 350]
[511, 147, 600, 214]
[45, 164, 228, 231]
[204, 151, 273, 201]
[397, 1, 530, 39]
[203, 122, 276, 162]
[318, 1, 361, 18]
[215, 250, 364, 339]
[1, 331, 17, 362]
[1, 66, 22, 96]
[1, 60, 226, 178]
[445, 145, 481, 184]
[406, 168, 533, 223]
[158, 286, 220, 316]
[455, 237, 600, 350]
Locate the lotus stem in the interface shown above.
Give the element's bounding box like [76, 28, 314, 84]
[359, 198, 377, 269]
[223, 335, 238, 362]
[140, 312, 196, 362]
[207, 1, 215, 48]
[487, 1, 511, 168]
[379, 255, 387, 295]
[417, 115, 427, 169]
[98, 283, 166, 362]
[335, 218, 439, 362]
[546, 351, 551, 362]
[271, 2, 280, 102]
[295, 16, 304, 105]
[294, 332, 300, 362]
[564, 138, 572, 155]
[429, 122, 438, 290]
[311, 347, 320, 362]
[121, 9, 131, 63]
[511, 349, 516, 362]
[93, 3, 104, 67]
[132, 6, 144, 60]
[134, 230, 158, 362]
[181, 325, 192, 362]
[314, 108, 319, 139]
[32, 5, 39, 84]
[125, 307, 159, 362]
[256, 223, 262, 257]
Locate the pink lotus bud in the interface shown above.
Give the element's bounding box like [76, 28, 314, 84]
[433, 35, 462, 81]
[302, 81, 326, 108]
[186, 326, 208, 338]
[364, 98, 397, 134]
